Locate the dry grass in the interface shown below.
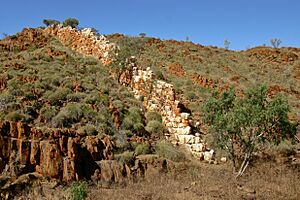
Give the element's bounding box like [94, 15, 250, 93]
[87, 161, 300, 200]
[17, 159, 300, 200]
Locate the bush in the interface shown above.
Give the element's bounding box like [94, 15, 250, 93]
[122, 107, 143, 131]
[273, 140, 295, 156]
[145, 120, 165, 137]
[135, 143, 151, 155]
[78, 124, 98, 136]
[133, 122, 145, 132]
[51, 103, 83, 128]
[44, 88, 72, 106]
[43, 19, 60, 27]
[6, 111, 25, 122]
[0, 92, 15, 111]
[39, 106, 57, 123]
[203, 85, 297, 177]
[145, 111, 162, 122]
[115, 151, 135, 166]
[63, 18, 79, 28]
[155, 141, 185, 162]
[110, 36, 147, 69]
[68, 181, 88, 200]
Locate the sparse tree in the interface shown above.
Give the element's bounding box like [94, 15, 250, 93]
[43, 19, 60, 27]
[224, 39, 230, 50]
[139, 33, 146, 38]
[270, 38, 282, 48]
[203, 85, 296, 177]
[63, 18, 79, 29]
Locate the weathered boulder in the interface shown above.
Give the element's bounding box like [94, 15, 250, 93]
[93, 160, 131, 184]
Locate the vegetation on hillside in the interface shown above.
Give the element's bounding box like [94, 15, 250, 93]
[107, 34, 300, 127]
[203, 85, 297, 176]
[0, 29, 152, 140]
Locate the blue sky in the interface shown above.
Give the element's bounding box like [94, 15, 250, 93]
[0, 0, 299, 50]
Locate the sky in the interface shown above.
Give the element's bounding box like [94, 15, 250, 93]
[0, 0, 299, 50]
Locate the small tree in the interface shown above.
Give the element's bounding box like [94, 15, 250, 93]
[139, 33, 146, 38]
[43, 19, 60, 27]
[63, 18, 79, 28]
[203, 85, 296, 177]
[224, 39, 230, 50]
[270, 38, 282, 48]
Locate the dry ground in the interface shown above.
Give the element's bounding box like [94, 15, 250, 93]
[17, 158, 300, 200]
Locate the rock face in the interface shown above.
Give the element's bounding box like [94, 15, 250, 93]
[0, 121, 114, 182]
[44, 26, 118, 65]
[119, 58, 214, 161]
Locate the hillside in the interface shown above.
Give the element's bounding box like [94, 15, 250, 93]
[0, 26, 299, 199]
[108, 34, 300, 124]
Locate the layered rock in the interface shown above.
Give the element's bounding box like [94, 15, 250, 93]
[120, 58, 214, 161]
[44, 26, 118, 65]
[0, 121, 114, 182]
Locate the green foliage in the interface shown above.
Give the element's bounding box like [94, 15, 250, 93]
[145, 120, 165, 137]
[68, 181, 88, 200]
[122, 107, 143, 131]
[111, 36, 147, 69]
[0, 91, 15, 111]
[115, 151, 135, 166]
[43, 19, 60, 27]
[272, 140, 295, 156]
[135, 143, 151, 155]
[39, 106, 57, 123]
[203, 85, 296, 176]
[6, 111, 25, 122]
[139, 33, 146, 38]
[51, 103, 90, 128]
[44, 88, 72, 106]
[78, 124, 98, 136]
[63, 18, 79, 28]
[155, 141, 185, 162]
[145, 111, 162, 123]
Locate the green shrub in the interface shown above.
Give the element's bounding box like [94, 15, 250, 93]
[40, 106, 57, 123]
[273, 140, 295, 156]
[145, 111, 162, 122]
[78, 125, 98, 136]
[184, 91, 197, 101]
[145, 120, 165, 137]
[63, 18, 79, 29]
[122, 107, 143, 131]
[0, 92, 15, 111]
[68, 181, 88, 200]
[115, 151, 135, 166]
[135, 143, 151, 155]
[155, 141, 185, 162]
[51, 103, 83, 128]
[133, 122, 145, 132]
[202, 85, 297, 176]
[67, 93, 86, 102]
[44, 88, 72, 106]
[43, 19, 60, 27]
[6, 111, 25, 122]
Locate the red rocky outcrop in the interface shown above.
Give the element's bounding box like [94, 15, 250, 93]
[0, 121, 114, 182]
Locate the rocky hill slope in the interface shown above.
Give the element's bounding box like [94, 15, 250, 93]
[108, 34, 300, 124]
[0, 25, 299, 199]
